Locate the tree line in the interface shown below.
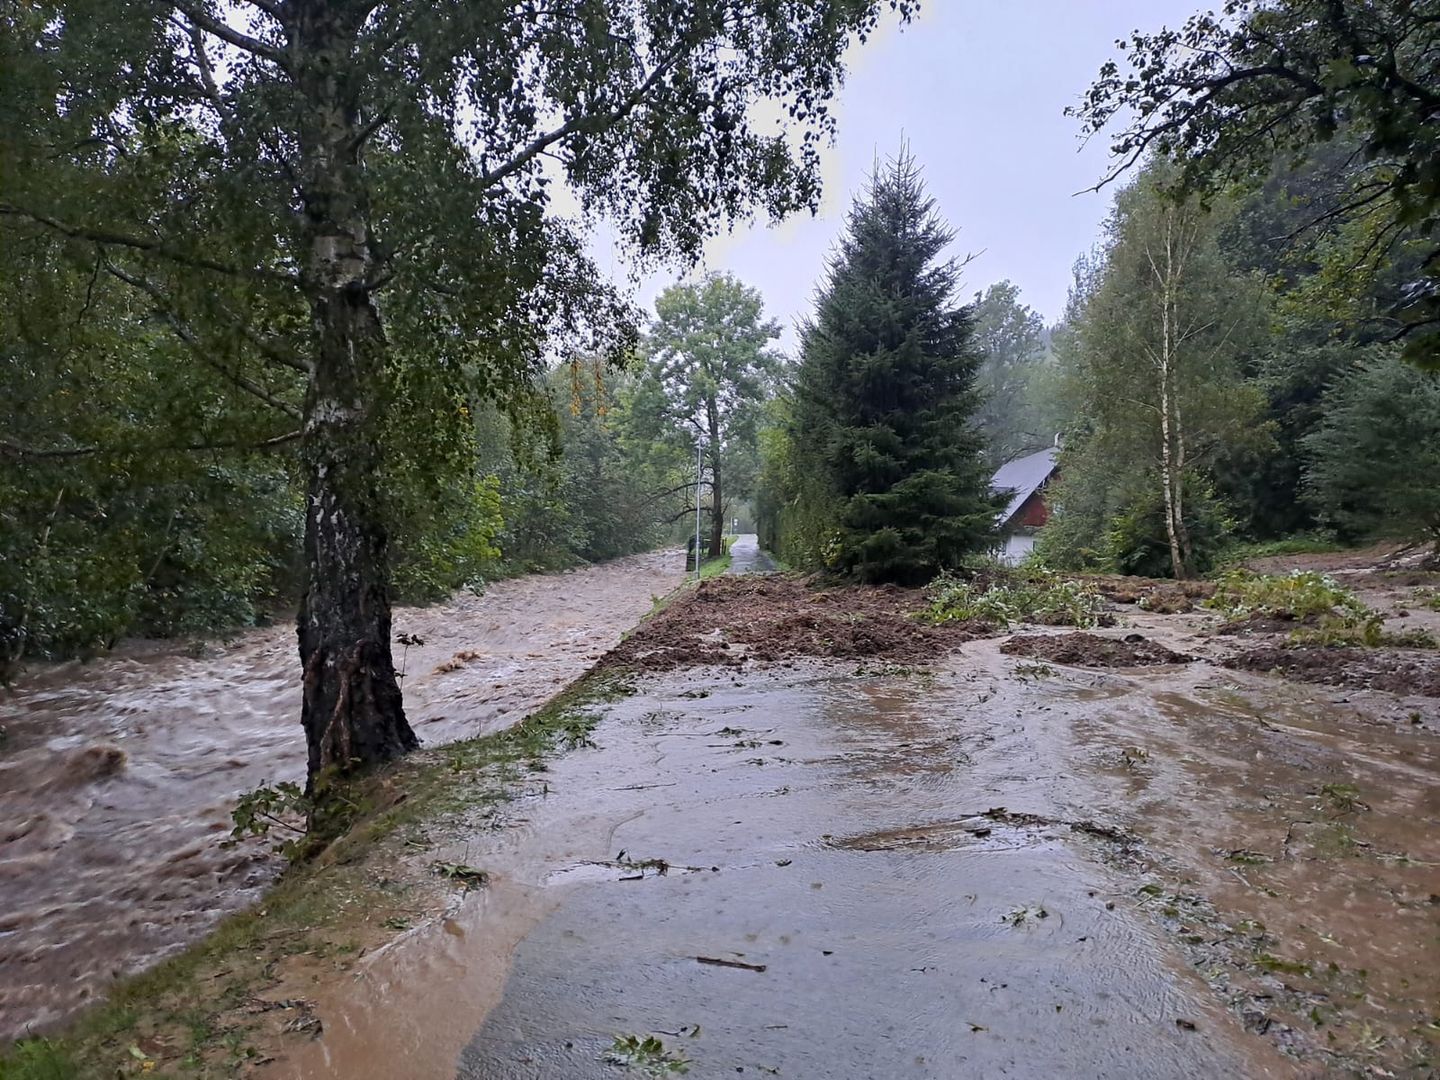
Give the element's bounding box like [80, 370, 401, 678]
[4, 0, 1437, 794]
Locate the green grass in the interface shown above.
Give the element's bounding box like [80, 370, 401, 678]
[697, 553, 731, 579]
[1, 671, 633, 1080]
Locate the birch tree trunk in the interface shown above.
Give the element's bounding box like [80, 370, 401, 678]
[293, 1, 417, 791]
[707, 401, 725, 559]
[1149, 205, 1196, 580]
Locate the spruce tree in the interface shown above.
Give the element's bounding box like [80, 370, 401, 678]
[792, 153, 1001, 585]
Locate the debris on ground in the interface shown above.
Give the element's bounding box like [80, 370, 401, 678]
[598, 576, 981, 672]
[1086, 576, 1215, 614]
[695, 956, 767, 972]
[1000, 632, 1195, 668]
[1222, 645, 1440, 697]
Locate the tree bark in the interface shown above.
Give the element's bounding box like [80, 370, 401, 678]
[1150, 208, 1191, 580]
[706, 398, 725, 559]
[293, 1, 417, 791]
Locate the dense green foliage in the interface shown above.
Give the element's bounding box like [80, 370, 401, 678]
[1073, 0, 1440, 367]
[630, 274, 781, 559]
[1303, 352, 1440, 550]
[1035, 165, 1270, 578]
[0, 347, 683, 677]
[762, 154, 1001, 584]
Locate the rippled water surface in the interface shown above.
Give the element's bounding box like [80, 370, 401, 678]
[0, 550, 684, 1038]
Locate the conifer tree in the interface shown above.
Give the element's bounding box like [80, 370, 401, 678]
[792, 153, 1001, 584]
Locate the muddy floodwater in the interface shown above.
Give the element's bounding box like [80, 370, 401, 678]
[0, 550, 684, 1040]
[268, 627, 1439, 1078]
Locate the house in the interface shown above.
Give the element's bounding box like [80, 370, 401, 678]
[990, 443, 1060, 565]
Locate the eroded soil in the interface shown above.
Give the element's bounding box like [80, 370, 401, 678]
[259, 569, 1438, 1080]
[598, 574, 978, 672]
[1002, 631, 1195, 667]
[1223, 643, 1440, 697]
[0, 550, 684, 1040]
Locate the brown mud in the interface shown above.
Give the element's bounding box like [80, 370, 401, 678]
[598, 574, 978, 673]
[1002, 631, 1195, 667]
[261, 575, 1437, 1079]
[1224, 644, 1440, 697]
[0, 550, 684, 1040]
[1088, 575, 1216, 614]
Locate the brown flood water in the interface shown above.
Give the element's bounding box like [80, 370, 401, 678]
[268, 629, 1439, 1079]
[0, 550, 684, 1040]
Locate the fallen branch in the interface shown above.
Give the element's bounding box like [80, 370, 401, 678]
[695, 956, 766, 973]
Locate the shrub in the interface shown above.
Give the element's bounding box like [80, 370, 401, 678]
[1102, 482, 1235, 579]
[925, 567, 1105, 629]
[1206, 569, 1373, 625]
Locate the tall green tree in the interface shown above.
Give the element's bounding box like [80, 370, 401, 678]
[790, 153, 1000, 585]
[631, 274, 781, 559]
[1039, 167, 1270, 578]
[1, 0, 912, 787]
[1304, 350, 1440, 552]
[1073, 0, 1440, 366]
[971, 280, 1047, 467]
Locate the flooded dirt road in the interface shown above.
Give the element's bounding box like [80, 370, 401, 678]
[0, 550, 684, 1040]
[268, 606, 1438, 1077]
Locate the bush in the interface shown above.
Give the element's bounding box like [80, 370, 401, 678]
[1206, 569, 1372, 625]
[1102, 482, 1235, 578]
[924, 567, 1105, 629]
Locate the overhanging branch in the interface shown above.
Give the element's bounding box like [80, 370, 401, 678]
[0, 203, 299, 285]
[0, 429, 302, 459]
[167, 0, 286, 67]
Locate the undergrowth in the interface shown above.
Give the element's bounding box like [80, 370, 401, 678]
[924, 564, 1105, 630]
[1208, 570, 1437, 649]
[1214, 533, 1344, 569]
[1207, 570, 1373, 625]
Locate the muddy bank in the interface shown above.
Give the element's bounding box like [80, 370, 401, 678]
[1224, 643, 1440, 697]
[1002, 631, 1194, 668]
[0, 549, 684, 1040]
[599, 574, 976, 672]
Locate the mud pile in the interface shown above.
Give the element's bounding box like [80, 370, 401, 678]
[1087, 575, 1215, 614]
[599, 576, 976, 672]
[1002, 632, 1194, 668]
[1223, 644, 1440, 696]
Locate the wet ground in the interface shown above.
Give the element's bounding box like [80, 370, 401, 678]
[727, 533, 778, 575]
[266, 595, 1439, 1078]
[0, 550, 685, 1040]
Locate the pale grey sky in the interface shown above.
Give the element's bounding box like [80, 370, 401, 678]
[619, 1, 1202, 349]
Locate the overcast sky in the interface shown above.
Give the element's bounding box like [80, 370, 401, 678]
[615, 0, 1203, 350]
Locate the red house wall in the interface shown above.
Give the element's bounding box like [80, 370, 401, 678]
[1013, 489, 1050, 529]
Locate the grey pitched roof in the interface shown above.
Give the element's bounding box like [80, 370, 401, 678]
[991, 445, 1059, 526]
